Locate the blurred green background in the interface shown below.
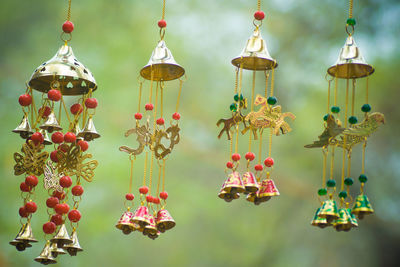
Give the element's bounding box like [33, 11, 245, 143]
[1, 0, 399, 266]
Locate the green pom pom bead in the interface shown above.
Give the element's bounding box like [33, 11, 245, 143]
[230, 103, 237, 112]
[318, 188, 327, 196]
[267, 96, 277, 105]
[233, 94, 243, 102]
[348, 116, 358, 124]
[339, 191, 348, 199]
[331, 106, 340, 113]
[347, 18, 356, 26]
[344, 177, 354, 186]
[359, 174, 368, 183]
[327, 179, 336, 188]
[323, 114, 329, 121]
[361, 104, 371, 113]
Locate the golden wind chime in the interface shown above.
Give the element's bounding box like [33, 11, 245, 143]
[217, 0, 295, 204]
[306, 0, 384, 231]
[9, 0, 100, 264]
[115, 0, 185, 240]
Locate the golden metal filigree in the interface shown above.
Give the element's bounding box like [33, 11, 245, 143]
[66, 153, 98, 182]
[13, 140, 48, 176]
[44, 161, 63, 192]
[119, 123, 151, 156]
[153, 124, 181, 159]
[57, 144, 80, 173]
[217, 112, 248, 140]
[305, 114, 345, 148]
[343, 112, 385, 138]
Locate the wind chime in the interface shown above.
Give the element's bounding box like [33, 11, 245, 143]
[115, 0, 184, 240]
[306, 0, 384, 231]
[217, 0, 295, 204]
[9, 0, 100, 264]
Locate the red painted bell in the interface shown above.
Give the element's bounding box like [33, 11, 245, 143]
[131, 206, 151, 228]
[242, 172, 259, 194]
[115, 211, 136, 235]
[222, 171, 245, 194]
[258, 179, 280, 202]
[143, 214, 158, 237]
[156, 209, 176, 233]
[218, 187, 240, 202]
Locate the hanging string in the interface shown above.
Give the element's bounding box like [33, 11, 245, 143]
[138, 82, 143, 113]
[162, 0, 166, 20]
[365, 76, 369, 104]
[61, 97, 72, 124]
[348, 0, 353, 18]
[351, 79, 356, 116]
[229, 138, 233, 161]
[268, 128, 273, 157]
[234, 68, 239, 95]
[149, 71, 154, 104]
[249, 71, 256, 152]
[128, 156, 135, 193]
[234, 65, 243, 154]
[329, 147, 335, 180]
[153, 82, 159, 128]
[67, 0, 72, 21]
[361, 141, 366, 174]
[160, 84, 164, 117]
[156, 161, 162, 196]
[142, 152, 148, 186]
[347, 150, 352, 177]
[341, 79, 350, 191]
[258, 130, 263, 165]
[322, 147, 328, 187]
[257, 0, 261, 11]
[162, 159, 166, 192]
[270, 68, 275, 97]
[148, 152, 155, 194]
[264, 70, 270, 98]
[327, 80, 331, 114]
[175, 79, 183, 113]
[334, 76, 338, 106]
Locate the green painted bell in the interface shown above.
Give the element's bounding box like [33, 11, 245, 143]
[352, 194, 374, 219]
[311, 208, 328, 229]
[347, 208, 358, 228]
[334, 208, 352, 232]
[318, 199, 339, 224]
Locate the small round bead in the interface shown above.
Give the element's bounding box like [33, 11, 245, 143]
[347, 18, 356, 26]
[344, 177, 354, 186]
[85, 98, 98, 109]
[48, 89, 62, 102]
[54, 203, 70, 214]
[156, 118, 165, 125]
[231, 153, 241, 162]
[18, 94, 32, 106]
[60, 176, 72, 188]
[20, 182, 31, 192]
[226, 161, 234, 169]
[135, 113, 143, 120]
[160, 191, 168, 200]
[361, 104, 371, 113]
[126, 193, 134, 201]
[31, 132, 44, 145]
[323, 114, 329, 121]
[331, 106, 340, 113]
[327, 179, 336, 187]
[51, 132, 64, 144]
[68, 209, 81, 222]
[158, 19, 167, 28]
[46, 197, 59, 208]
[145, 103, 154, 111]
[229, 103, 237, 112]
[62, 21, 74, 33]
[338, 191, 348, 199]
[52, 190, 66, 200]
[146, 195, 153, 203]
[70, 103, 83, 115]
[359, 174, 368, 183]
[254, 164, 263, 171]
[153, 197, 161, 204]
[51, 214, 64, 226]
[25, 175, 38, 187]
[72, 185, 84, 196]
[39, 106, 51, 117]
[254, 10, 265, 20]
[64, 132, 76, 143]
[264, 157, 274, 167]
[25, 201, 37, 213]
[139, 186, 149, 194]
[50, 150, 60, 162]
[19, 206, 28, 218]
[43, 222, 57, 234]
[77, 140, 89, 152]
[348, 116, 358, 125]
[172, 112, 181, 120]
[318, 188, 328, 196]
[267, 96, 277, 105]
[245, 152, 255, 161]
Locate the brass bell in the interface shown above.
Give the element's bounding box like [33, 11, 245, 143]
[242, 172, 259, 194]
[257, 179, 280, 203]
[218, 187, 240, 202]
[352, 194, 374, 220]
[9, 224, 33, 251]
[318, 199, 339, 224]
[34, 240, 57, 265]
[29, 44, 97, 96]
[78, 116, 100, 141]
[334, 208, 352, 232]
[115, 211, 136, 235]
[140, 40, 185, 81]
[63, 229, 83, 256]
[70, 122, 82, 140]
[327, 35, 374, 79]
[143, 215, 158, 237]
[231, 27, 277, 71]
[39, 111, 62, 133]
[16, 221, 38, 244]
[12, 114, 33, 139]
[40, 129, 52, 145]
[50, 241, 66, 258]
[347, 208, 358, 228]
[50, 224, 72, 248]
[155, 209, 176, 233]
[310, 207, 329, 229]
[132, 205, 151, 228]
[222, 171, 245, 194]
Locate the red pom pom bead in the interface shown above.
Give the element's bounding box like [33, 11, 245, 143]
[172, 112, 181, 120]
[153, 197, 161, 204]
[31, 132, 44, 145]
[160, 191, 168, 200]
[125, 193, 134, 201]
[25, 175, 38, 187]
[135, 113, 143, 120]
[51, 132, 64, 144]
[43, 222, 57, 234]
[50, 150, 59, 162]
[139, 186, 149, 194]
[232, 153, 241, 162]
[60, 176, 72, 188]
[158, 19, 167, 28]
[226, 161, 234, 169]
[264, 157, 274, 167]
[254, 11, 265, 20]
[245, 152, 255, 161]
[64, 132, 76, 143]
[39, 106, 51, 118]
[19, 206, 28, 218]
[54, 203, 70, 214]
[156, 118, 165, 125]
[254, 164, 263, 171]
[145, 103, 154, 111]
[48, 89, 62, 101]
[20, 182, 31, 192]
[68, 209, 81, 222]
[51, 214, 64, 225]
[70, 103, 83, 115]
[62, 21, 74, 33]
[146, 195, 154, 203]
[77, 140, 89, 152]
[25, 201, 37, 213]
[53, 190, 66, 200]
[72, 185, 84, 196]
[85, 98, 98, 109]
[46, 197, 59, 208]
[19, 94, 32, 106]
